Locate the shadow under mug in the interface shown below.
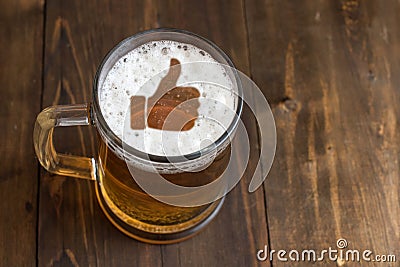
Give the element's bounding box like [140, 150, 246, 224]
[34, 28, 243, 244]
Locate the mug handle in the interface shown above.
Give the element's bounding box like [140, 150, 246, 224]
[33, 103, 96, 180]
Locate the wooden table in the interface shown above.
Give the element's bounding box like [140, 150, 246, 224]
[1, 0, 399, 266]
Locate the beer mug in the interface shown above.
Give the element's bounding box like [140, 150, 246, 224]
[34, 29, 243, 243]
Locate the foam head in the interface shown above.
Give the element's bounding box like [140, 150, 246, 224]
[99, 40, 239, 158]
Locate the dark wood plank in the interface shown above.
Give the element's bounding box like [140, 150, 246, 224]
[246, 0, 400, 265]
[155, 1, 269, 266]
[0, 0, 43, 266]
[39, 1, 163, 266]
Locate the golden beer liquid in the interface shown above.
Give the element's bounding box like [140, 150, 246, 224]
[96, 131, 231, 235]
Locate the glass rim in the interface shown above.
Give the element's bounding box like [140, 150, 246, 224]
[92, 28, 243, 163]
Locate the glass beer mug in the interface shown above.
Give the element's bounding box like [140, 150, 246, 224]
[34, 29, 243, 243]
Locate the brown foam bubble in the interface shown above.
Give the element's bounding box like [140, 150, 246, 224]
[131, 58, 201, 131]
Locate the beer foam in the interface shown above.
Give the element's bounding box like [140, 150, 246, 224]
[99, 40, 237, 157]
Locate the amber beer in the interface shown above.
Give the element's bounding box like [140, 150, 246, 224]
[97, 132, 231, 235]
[95, 39, 238, 241]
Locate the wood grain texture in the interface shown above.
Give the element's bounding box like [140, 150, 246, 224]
[1, 0, 396, 266]
[246, 0, 400, 266]
[39, 1, 162, 266]
[38, 0, 268, 267]
[0, 0, 43, 266]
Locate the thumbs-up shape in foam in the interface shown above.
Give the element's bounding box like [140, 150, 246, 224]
[130, 58, 200, 131]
